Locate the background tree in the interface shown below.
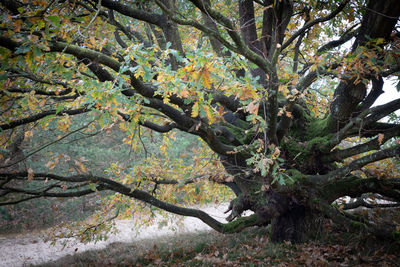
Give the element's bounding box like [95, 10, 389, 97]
[1, 0, 400, 243]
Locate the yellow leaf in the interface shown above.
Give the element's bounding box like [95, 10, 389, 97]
[89, 36, 96, 48]
[46, 160, 56, 170]
[203, 105, 215, 124]
[28, 168, 34, 181]
[240, 85, 258, 100]
[24, 131, 33, 139]
[291, 74, 299, 86]
[246, 101, 259, 115]
[273, 146, 281, 157]
[180, 88, 189, 98]
[132, 112, 141, 123]
[14, 20, 22, 33]
[38, 99, 46, 107]
[79, 163, 87, 173]
[200, 68, 211, 89]
[191, 101, 199, 117]
[163, 96, 170, 104]
[377, 133, 384, 145]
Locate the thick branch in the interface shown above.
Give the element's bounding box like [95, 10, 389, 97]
[309, 145, 400, 184]
[322, 125, 400, 163]
[357, 76, 384, 112]
[317, 27, 358, 54]
[239, 0, 262, 55]
[4, 87, 73, 96]
[154, 0, 239, 55]
[361, 122, 400, 137]
[1, 185, 100, 200]
[118, 111, 177, 133]
[364, 98, 400, 125]
[325, 146, 400, 183]
[99, 0, 164, 26]
[341, 196, 399, 210]
[49, 41, 121, 72]
[323, 176, 400, 203]
[0, 107, 89, 130]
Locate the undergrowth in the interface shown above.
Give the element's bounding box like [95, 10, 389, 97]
[35, 226, 400, 267]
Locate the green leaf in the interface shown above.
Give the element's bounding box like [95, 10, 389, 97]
[15, 45, 31, 55]
[142, 65, 153, 81]
[56, 104, 63, 114]
[35, 19, 45, 31]
[39, 114, 56, 126]
[47, 16, 61, 26]
[195, 184, 200, 195]
[33, 46, 42, 57]
[176, 180, 185, 188]
[260, 161, 267, 177]
[88, 183, 97, 192]
[396, 81, 400, 92]
[169, 49, 183, 62]
[99, 115, 104, 128]
[64, 71, 73, 80]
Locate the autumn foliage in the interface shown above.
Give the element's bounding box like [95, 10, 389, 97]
[1, 0, 400, 244]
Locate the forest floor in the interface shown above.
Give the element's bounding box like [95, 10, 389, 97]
[1, 203, 399, 267]
[0, 203, 232, 266]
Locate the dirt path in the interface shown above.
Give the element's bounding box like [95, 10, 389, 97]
[0, 204, 233, 267]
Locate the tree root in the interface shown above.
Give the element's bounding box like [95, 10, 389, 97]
[224, 194, 254, 222]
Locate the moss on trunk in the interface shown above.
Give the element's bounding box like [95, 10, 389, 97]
[222, 214, 258, 233]
[306, 116, 331, 139]
[393, 231, 400, 242]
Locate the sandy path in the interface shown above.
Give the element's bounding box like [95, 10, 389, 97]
[0, 204, 232, 267]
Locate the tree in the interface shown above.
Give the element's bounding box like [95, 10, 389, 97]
[1, 0, 400, 243]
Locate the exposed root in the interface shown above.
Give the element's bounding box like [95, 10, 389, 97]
[224, 194, 254, 222]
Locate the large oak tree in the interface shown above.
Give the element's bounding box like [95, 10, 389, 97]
[1, 0, 400, 242]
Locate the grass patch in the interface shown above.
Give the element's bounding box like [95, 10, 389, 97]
[34, 225, 400, 267]
[35, 227, 296, 266]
